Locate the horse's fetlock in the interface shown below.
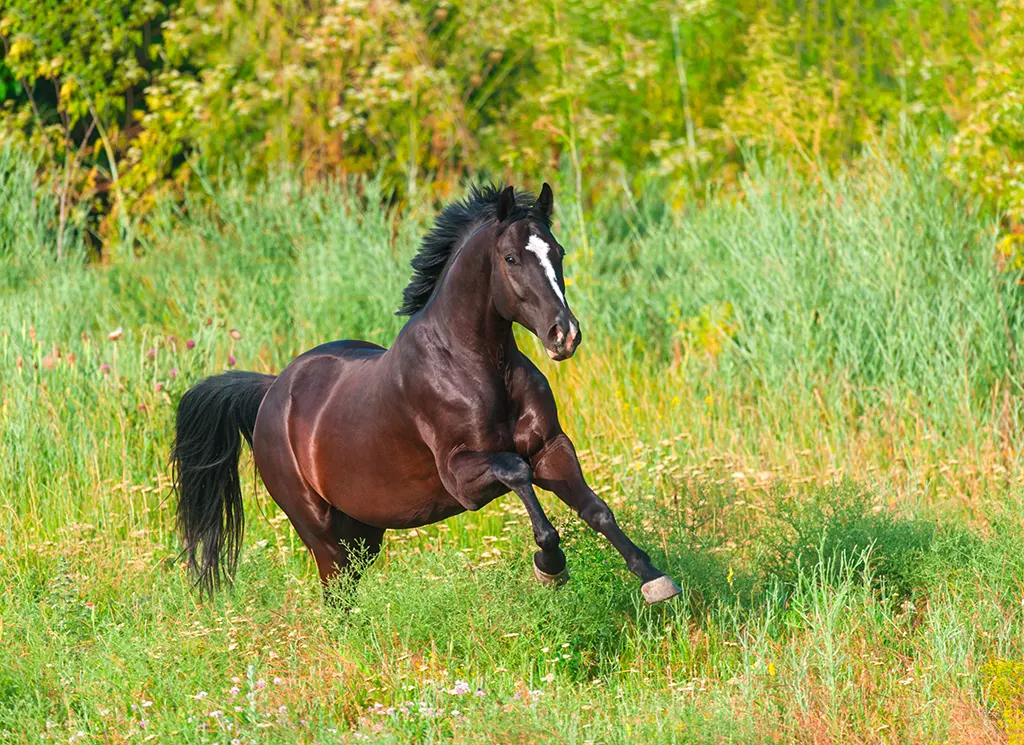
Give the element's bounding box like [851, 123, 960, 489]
[536, 527, 560, 551]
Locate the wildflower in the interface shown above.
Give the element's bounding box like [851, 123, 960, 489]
[186, 339, 196, 350]
[229, 686, 240, 697]
[228, 354, 236, 367]
[474, 689, 485, 698]
[229, 329, 242, 340]
[107, 328, 123, 341]
[256, 679, 266, 690]
[99, 363, 111, 375]
[141, 700, 152, 708]
[155, 382, 163, 392]
[209, 710, 222, 718]
[169, 368, 178, 378]
[194, 691, 208, 700]
[67, 353, 76, 366]
[273, 677, 282, 685]
[448, 680, 470, 696]
[278, 705, 287, 714]
[145, 348, 157, 360]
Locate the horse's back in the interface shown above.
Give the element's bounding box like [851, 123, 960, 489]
[301, 339, 388, 361]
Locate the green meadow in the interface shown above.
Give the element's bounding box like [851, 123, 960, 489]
[2, 147, 1024, 743]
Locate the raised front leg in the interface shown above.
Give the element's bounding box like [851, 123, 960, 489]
[532, 434, 681, 603]
[445, 450, 568, 585]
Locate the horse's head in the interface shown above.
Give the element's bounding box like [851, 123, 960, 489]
[490, 184, 581, 361]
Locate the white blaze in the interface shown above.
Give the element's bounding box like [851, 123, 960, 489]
[525, 235, 565, 306]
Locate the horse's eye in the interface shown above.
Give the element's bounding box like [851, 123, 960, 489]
[504, 255, 516, 265]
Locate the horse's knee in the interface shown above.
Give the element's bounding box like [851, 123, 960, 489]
[491, 452, 532, 489]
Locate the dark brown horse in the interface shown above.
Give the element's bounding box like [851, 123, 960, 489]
[172, 184, 681, 605]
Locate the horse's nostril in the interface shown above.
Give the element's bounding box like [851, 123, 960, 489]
[548, 324, 565, 347]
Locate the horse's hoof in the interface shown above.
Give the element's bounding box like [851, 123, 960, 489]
[641, 575, 682, 604]
[533, 556, 569, 587]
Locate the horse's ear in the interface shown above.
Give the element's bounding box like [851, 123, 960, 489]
[496, 185, 516, 222]
[533, 182, 553, 221]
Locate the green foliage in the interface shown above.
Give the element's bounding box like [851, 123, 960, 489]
[3, 143, 1024, 743]
[4, 0, 1024, 245]
[945, 0, 1024, 224]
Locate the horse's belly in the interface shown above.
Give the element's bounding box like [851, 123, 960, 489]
[317, 442, 465, 529]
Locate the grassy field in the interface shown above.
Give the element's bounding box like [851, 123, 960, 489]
[3, 148, 1024, 743]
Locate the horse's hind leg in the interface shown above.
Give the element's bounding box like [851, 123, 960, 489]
[255, 451, 384, 599]
[277, 487, 384, 600]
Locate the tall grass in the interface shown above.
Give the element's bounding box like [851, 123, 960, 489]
[2, 149, 1023, 742]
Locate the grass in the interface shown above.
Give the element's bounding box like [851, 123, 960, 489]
[2, 147, 1024, 743]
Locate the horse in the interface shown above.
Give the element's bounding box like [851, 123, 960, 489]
[171, 183, 682, 605]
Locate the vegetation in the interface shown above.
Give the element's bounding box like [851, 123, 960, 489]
[3, 146, 1024, 742]
[3, 1, 1024, 739]
[2, 0, 1024, 249]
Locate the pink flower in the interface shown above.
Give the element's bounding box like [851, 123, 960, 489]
[169, 368, 178, 378]
[229, 329, 242, 340]
[145, 348, 157, 360]
[186, 339, 195, 350]
[256, 679, 266, 690]
[99, 363, 111, 375]
[227, 354, 236, 367]
[448, 680, 470, 696]
[155, 382, 163, 392]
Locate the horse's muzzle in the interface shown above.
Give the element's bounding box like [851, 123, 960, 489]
[545, 309, 582, 361]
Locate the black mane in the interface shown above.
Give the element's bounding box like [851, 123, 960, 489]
[396, 184, 548, 316]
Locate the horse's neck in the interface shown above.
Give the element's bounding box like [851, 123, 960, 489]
[423, 228, 514, 361]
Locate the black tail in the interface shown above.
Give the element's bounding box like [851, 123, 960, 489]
[172, 370, 275, 594]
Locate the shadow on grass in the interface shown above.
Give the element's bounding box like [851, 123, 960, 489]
[630, 479, 998, 622]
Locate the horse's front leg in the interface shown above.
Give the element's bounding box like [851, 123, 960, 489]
[445, 450, 569, 585]
[532, 434, 682, 604]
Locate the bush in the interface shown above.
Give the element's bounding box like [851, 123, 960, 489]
[4, 0, 1023, 245]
